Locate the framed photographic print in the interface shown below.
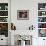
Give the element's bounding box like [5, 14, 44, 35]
[17, 10, 29, 20]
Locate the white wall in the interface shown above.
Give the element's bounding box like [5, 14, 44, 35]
[11, 0, 38, 30]
[11, 0, 46, 30]
[11, 0, 46, 46]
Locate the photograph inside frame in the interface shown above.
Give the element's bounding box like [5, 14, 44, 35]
[17, 10, 29, 20]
